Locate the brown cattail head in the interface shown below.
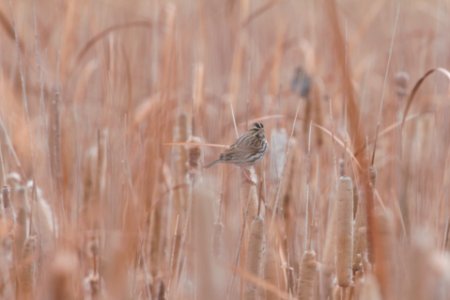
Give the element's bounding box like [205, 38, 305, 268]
[335, 176, 354, 287]
[297, 250, 317, 300]
[244, 216, 265, 300]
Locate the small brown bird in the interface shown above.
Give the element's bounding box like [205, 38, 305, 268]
[205, 122, 268, 168]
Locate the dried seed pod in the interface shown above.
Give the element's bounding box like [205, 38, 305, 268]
[297, 250, 317, 300]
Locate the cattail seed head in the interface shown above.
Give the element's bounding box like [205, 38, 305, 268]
[297, 250, 317, 300]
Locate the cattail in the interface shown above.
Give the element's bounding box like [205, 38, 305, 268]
[297, 250, 317, 300]
[244, 216, 265, 300]
[335, 176, 354, 287]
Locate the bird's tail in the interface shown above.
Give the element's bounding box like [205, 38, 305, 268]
[204, 159, 220, 168]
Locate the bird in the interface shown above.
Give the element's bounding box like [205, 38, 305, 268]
[204, 122, 268, 168]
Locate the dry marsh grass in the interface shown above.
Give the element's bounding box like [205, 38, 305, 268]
[0, 0, 450, 299]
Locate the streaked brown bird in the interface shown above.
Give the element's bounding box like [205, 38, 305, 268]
[205, 122, 268, 168]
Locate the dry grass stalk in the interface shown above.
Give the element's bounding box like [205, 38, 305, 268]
[278, 138, 297, 214]
[31, 185, 57, 252]
[297, 250, 317, 300]
[82, 147, 97, 226]
[213, 221, 224, 258]
[193, 63, 205, 117]
[244, 216, 265, 300]
[17, 235, 36, 299]
[246, 185, 260, 223]
[191, 181, 219, 300]
[96, 130, 108, 213]
[353, 185, 367, 273]
[321, 183, 339, 299]
[49, 88, 62, 199]
[14, 188, 29, 265]
[335, 176, 354, 287]
[444, 219, 450, 252]
[269, 127, 288, 182]
[352, 226, 368, 274]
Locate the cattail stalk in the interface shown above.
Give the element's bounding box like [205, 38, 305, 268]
[17, 236, 36, 299]
[353, 185, 367, 272]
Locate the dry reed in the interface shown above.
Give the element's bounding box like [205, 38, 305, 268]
[335, 176, 354, 288]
